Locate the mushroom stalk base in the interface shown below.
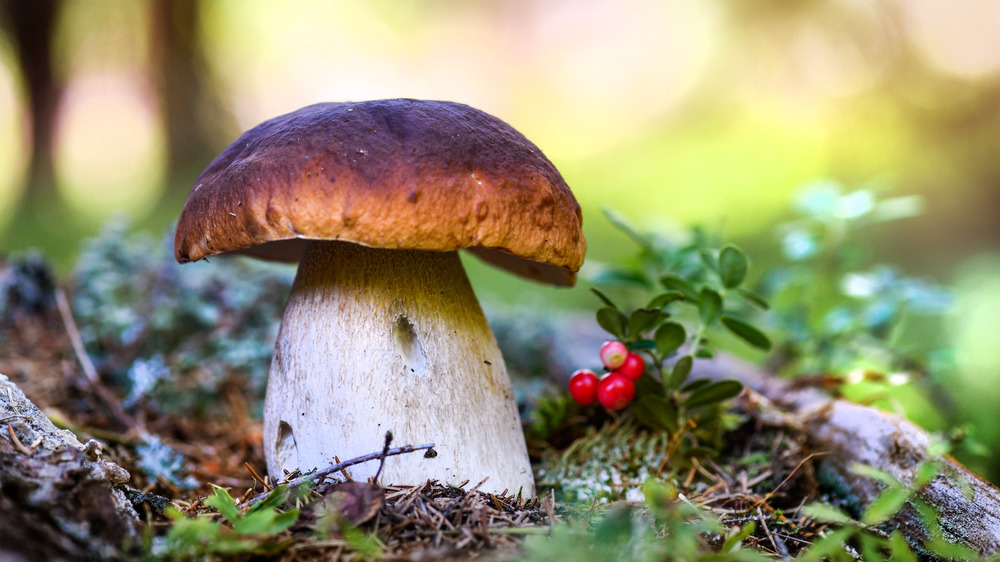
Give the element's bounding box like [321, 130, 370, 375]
[263, 241, 535, 495]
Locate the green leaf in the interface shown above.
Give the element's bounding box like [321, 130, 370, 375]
[698, 288, 723, 325]
[718, 245, 748, 288]
[654, 322, 686, 357]
[720, 521, 755, 554]
[590, 267, 650, 288]
[234, 506, 293, 536]
[635, 370, 666, 398]
[249, 485, 290, 513]
[647, 291, 684, 309]
[923, 539, 982, 561]
[668, 355, 694, 389]
[735, 287, 770, 310]
[628, 308, 662, 338]
[603, 208, 651, 251]
[800, 502, 853, 525]
[684, 380, 742, 409]
[682, 378, 711, 393]
[630, 339, 657, 351]
[596, 306, 626, 339]
[205, 485, 242, 524]
[912, 497, 943, 540]
[699, 249, 719, 274]
[850, 463, 902, 488]
[694, 346, 715, 359]
[631, 395, 678, 433]
[721, 316, 772, 351]
[888, 531, 918, 562]
[862, 486, 910, 525]
[796, 527, 856, 561]
[913, 460, 942, 489]
[660, 275, 698, 301]
[590, 287, 619, 311]
[858, 533, 886, 562]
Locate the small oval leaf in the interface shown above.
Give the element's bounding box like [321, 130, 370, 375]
[647, 291, 684, 309]
[631, 395, 678, 433]
[654, 322, 687, 357]
[684, 379, 743, 409]
[721, 315, 772, 351]
[718, 245, 748, 288]
[635, 370, 666, 398]
[660, 275, 698, 301]
[668, 355, 693, 389]
[735, 287, 770, 310]
[698, 288, 723, 325]
[590, 268, 650, 288]
[596, 306, 626, 339]
[628, 308, 662, 338]
[630, 339, 657, 351]
[681, 378, 711, 393]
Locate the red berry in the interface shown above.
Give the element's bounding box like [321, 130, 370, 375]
[596, 372, 636, 410]
[568, 369, 598, 406]
[618, 352, 646, 381]
[600, 340, 628, 370]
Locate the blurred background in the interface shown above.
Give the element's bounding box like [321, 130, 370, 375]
[1, 1, 999, 475]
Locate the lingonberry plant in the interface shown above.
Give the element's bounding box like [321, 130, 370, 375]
[568, 369, 598, 406]
[568, 210, 772, 435]
[618, 352, 645, 381]
[599, 340, 628, 369]
[596, 372, 636, 410]
[571, 344, 646, 410]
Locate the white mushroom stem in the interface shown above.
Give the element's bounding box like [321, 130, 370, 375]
[263, 240, 535, 495]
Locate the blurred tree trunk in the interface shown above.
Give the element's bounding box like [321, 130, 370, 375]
[0, 0, 63, 202]
[150, 0, 234, 190]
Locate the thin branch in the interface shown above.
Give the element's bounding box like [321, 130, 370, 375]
[757, 506, 789, 558]
[55, 288, 138, 431]
[242, 442, 436, 508]
[55, 289, 98, 384]
[752, 451, 827, 509]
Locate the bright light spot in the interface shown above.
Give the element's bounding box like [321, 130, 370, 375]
[201, 0, 412, 129]
[836, 190, 875, 219]
[0, 41, 29, 232]
[785, 1, 893, 99]
[887, 372, 911, 386]
[842, 273, 878, 298]
[520, 0, 720, 158]
[54, 73, 165, 223]
[901, 0, 1000, 78]
[845, 369, 866, 384]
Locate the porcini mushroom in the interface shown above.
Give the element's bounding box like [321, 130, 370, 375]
[174, 99, 585, 495]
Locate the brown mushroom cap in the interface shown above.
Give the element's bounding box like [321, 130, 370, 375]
[174, 99, 586, 285]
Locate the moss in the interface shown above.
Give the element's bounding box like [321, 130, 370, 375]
[70, 221, 294, 417]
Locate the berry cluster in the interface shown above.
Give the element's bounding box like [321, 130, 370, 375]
[568, 340, 646, 410]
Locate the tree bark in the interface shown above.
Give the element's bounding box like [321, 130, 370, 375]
[0, 373, 139, 560]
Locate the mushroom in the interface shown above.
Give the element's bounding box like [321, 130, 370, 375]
[174, 99, 585, 494]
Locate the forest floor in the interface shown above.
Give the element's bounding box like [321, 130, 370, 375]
[0, 246, 931, 560]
